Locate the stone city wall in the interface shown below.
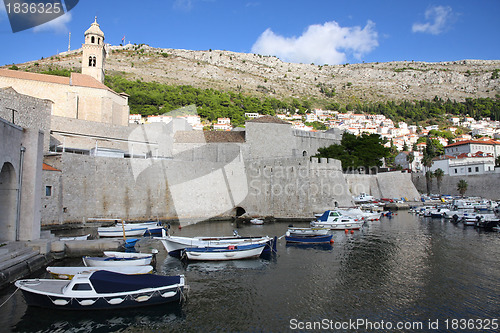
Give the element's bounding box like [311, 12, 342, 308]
[412, 173, 500, 200]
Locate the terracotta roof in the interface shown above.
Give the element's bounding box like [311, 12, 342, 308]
[446, 139, 500, 148]
[174, 130, 245, 143]
[0, 69, 114, 93]
[246, 115, 290, 125]
[43, 163, 61, 171]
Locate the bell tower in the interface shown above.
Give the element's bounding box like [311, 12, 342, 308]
[82, 17, 106, 83]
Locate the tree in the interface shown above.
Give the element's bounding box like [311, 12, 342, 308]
[315, 132, 390, 172]
[425, 170, 434, 195]
[457, 179, 468, 197]
[434, 168, 445, 195]
[406, 152, 415, 172]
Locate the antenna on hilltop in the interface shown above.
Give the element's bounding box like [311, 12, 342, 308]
[68, 32, 71, 52]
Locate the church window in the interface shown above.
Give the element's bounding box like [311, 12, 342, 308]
[88, 56, 96, 67]
[88, 56, 93, 66]
[98, 38, 100, 44]
[92, 56, 96, 67]
[91, 36, 95, 44]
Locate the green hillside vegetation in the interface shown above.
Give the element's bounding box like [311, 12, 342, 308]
[104, 74, 500, 127]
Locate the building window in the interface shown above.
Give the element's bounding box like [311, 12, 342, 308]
[88, 56, 93, 66]
[88, 56, 96, 67]
[454, 169, 457, 174]
[468, 167, 472, 173]
[475, 167, 479, 172]
[45, 186, 52, 196]
[91, 36, 95, 44]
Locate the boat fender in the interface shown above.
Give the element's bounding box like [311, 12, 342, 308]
[53, 299, 69, 306]
[77, 299, 97, 306]
[161, 291, 177, 298]
[135, 295, 152, 302]
[227, 245, 236, 250]
[107, 298, 124, 305]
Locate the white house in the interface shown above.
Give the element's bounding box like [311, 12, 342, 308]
[430, 152, 495, 176]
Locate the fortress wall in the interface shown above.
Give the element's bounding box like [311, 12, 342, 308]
[293, 130, 341, 157]
[346, 172, 420, 200]
[412, 173, 500, 200]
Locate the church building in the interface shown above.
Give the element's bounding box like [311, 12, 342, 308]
[0, 18, 129, 127]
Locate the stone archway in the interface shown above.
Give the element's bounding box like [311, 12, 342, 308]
[235, 206, 246, 217]
[0, 162, 18, 241]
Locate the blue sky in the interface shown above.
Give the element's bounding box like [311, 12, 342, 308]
[0, 0, 499, 67]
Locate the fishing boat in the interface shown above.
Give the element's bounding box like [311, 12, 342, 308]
[60, 234, 90, 241]
[47, 265, 154, 280]
[83, 251, 155, 267]
[97, 221, 163, 238]
[310, 210, 364, 230]
[287, 227, 329, 236]
[156, 233, 274, 256]
[250, 218, 264, 225]
[182, 243, 265, 261]
[15, 271, 186, 310]
[284, 232, 333, 244]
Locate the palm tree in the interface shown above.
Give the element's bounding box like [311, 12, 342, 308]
[457, 179, 468, 197]
[425, 170, 434, 195]
[406, 152, 415, 173]
[434, 168, 445, 195]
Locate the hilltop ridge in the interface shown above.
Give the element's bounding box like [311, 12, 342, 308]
[6, 44, 500, 105]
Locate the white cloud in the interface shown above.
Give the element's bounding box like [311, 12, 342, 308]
[33, 12, 72, 33]
[173, 0, 193, 11]
[251, 20, 378, 65]
[412, 5, 456, 35]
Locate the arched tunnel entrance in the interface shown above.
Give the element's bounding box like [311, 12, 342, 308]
[235, 206, 246, 217]
[0, 162, 18, 241]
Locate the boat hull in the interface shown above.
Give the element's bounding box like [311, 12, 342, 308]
[285, 234, 333, 244]
[184, 244, 265, 261]
[311, 221, 364, 230]
[16, 273, 185, 310]
[47, 266, 154, 280]
[83, 256, 152, 267]
[157, 235, 272, 255]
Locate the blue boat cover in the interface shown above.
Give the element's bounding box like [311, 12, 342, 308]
[317, 211, 331, 222]
[90, 271, 181, 293]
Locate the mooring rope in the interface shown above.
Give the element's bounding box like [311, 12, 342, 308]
[0, 286, 20, 308]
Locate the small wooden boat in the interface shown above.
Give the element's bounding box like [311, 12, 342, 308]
[83, 251, 155, 267]
[60, 234, 90, 241]
[182, 243, 265, 261]
[156, 234, 273, 256]
[15, 271, 186, 310]
[97, 222, 162, 238]
[285, 232, 333, 244]
[47, 266, 154, 280]
[287, 227, 329, 236]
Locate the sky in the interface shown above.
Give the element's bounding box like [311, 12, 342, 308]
[0, 0, 499, 67]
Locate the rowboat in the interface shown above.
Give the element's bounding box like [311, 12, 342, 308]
[182, 243, 265, 261]
[97, 222, 163, 238]
[156, 234, 274, 256]
[83, 251, 155, 267]
[285, 232, 333, 244]
[15, 271, 186, 310]
[287, 227, 329, 236]
[46, 265, 154, 280]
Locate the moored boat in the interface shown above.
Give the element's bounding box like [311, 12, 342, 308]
[287, 227, 329, 236]
[47, 265, 154, 280]
[98, 222, 163, 238]
[60, 234, 90, 241]
[83, 251, 155, 267]
[15, 271, 186, 310]
[250, 218, 264, 225]
[182, 243, 265, 261]
[156, 234, 274, 256]
[284, 232, 333, 244]
[310, 210, 364, 230]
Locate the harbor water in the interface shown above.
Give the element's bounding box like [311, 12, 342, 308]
[1, 211, 499, 332]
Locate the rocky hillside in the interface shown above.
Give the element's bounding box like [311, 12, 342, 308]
[9, 44, 500, 105]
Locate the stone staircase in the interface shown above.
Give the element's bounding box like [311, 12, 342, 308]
[0, 241, 50, 289]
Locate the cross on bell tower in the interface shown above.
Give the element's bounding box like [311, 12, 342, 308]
[82, 17, 106, 83]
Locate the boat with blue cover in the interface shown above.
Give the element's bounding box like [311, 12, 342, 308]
[311, 210, 364, 230]
[15, 271, 186, 310]
[182, 243, 266, 261]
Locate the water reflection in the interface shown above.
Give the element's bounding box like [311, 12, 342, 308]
[13, 304, 185, 333]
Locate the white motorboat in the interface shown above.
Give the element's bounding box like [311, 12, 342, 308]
[97, 221, 161, 238]
[15, 271, 186, 310]
[310, 210, 364, 230]
[83, 251, 155, 267]
[250, 218, 264, 225]
[182, 243, 265, 261]
[353, 192, 374, 203]
[60, 234, 90, 241]
[46, 265, 154, 280]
